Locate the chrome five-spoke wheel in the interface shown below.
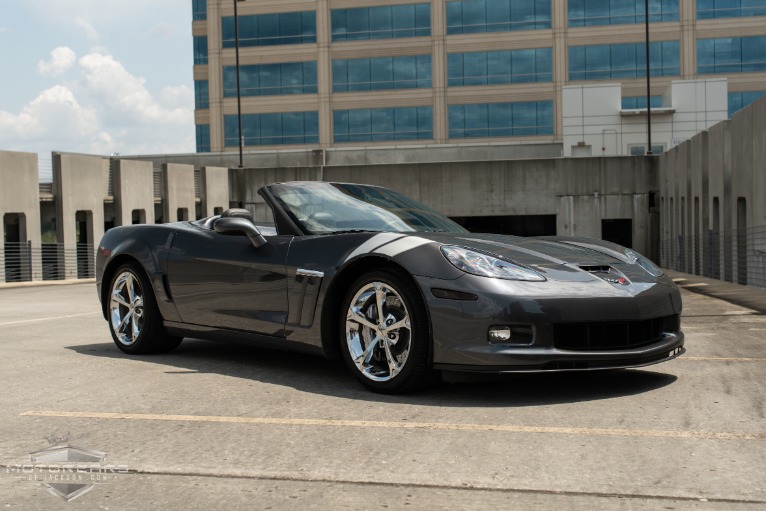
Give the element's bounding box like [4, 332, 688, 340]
[110, 270, 144, 346]
[346, 281, 412, 382]
[341, 270, 433, 393]
[106, 262, 182, 354]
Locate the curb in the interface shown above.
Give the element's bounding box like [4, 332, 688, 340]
[0, 278, 96, 290]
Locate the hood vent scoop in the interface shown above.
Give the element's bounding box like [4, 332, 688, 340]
[579, 265, 630, 286]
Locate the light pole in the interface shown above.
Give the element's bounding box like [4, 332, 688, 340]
[645, 0, 653, 155]
[234, 0, 244, 168]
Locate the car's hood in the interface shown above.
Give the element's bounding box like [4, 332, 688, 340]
[410, 232, 661, 284]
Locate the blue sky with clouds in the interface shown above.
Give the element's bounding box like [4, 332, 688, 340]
[0, 0, 194, 175]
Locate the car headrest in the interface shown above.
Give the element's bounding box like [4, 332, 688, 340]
[221, 208, 254, 222]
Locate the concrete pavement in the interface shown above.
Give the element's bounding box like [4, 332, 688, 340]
[0, 282, 764, 510]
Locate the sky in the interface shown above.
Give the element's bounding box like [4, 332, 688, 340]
[0, 0, 194, 179]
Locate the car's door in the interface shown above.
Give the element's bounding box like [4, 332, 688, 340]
[166, 227, 292, 337]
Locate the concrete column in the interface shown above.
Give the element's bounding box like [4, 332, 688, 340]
[317, 0, 332, 147]
[552, 0, 569, 140]
[207, 0, 224, 151]
[162, 163, 196, 223]
[113, 160, 155, 227]
[53, 153, 108, 280]
[680, 0, 696, 79]
[0, 151, 42, 281]
[201, 166, 230, 216]
[432, 0, 448, 143]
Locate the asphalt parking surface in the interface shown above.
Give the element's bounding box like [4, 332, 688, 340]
[0, 282, 764, 510]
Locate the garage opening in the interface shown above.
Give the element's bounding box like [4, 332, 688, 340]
[601, 219, 632, 248]
[132, 209, 146, 225]
[3, 213, 31, 283]
[76, 210, 94, 278]
[451, 215, 557, 236]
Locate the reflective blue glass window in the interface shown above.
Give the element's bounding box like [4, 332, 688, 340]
[697, 0, 766, 19]
[448, 101, 554, 138]
[193, 36, 208, 65]
[332, 4, 431, 41]
[224, 112, 319, 147]
[621, 96, 663, 109]
[448, 48, 553, 86]
[222, 11, 316, 48]
[194, 80, 209, 109]
[568, 0, 679, 26]
[698, 36, 766, 74]
[223, 62, 317, 97]
[728, 91, 766, 117]
[333, 56, 432, 92]
[446, 0, 552, 34]
[569, 41, 680, 80]
[192, 0, 207, 21]
[334, 107, 433, 142]
[196, 124, 211, 153]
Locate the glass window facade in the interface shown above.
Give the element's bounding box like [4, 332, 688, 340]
[568, 0, 679, 26]
[622, 96, 664, 109]
[333, 56, 432, 92]
[224, 112, 319, 147]
[222, 12, 316, 48]
[697, 0, 766, 19]
[196, 124, 211, 153]
[334, 107, 433, 142]
[569, 41, 680, 80]
[223, 62, 317, 97]
[194, 80, 209, 109]
[448, 101, 554, 138]
[728, 91, 766, 117]
[698, 36, 766, 74]
[447, 48, 553, 86]
[192, 0, 207, 21]
[193, 36, 208, 65]
[331, 4, 431, 41]
[446, 0, 552, 34]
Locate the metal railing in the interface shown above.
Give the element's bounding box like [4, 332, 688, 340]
[660, 225, 766, 290]
[1, 242, 95, 283]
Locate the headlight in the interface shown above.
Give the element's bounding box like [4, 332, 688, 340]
[441, 246, 546, 281]
[624, 249, 663, 277]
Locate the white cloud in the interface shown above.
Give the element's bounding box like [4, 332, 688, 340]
[74, 17, 100, 41]
[148, 22, 177, 39]
[37, 47, 77, 77]
[0, 50, 194, 158]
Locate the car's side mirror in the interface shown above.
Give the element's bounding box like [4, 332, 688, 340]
[213, 217, 267, 248]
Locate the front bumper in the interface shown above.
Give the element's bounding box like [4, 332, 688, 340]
[417, 273, 685, 372]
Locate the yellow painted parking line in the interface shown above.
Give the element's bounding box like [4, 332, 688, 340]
[679, 356, 766, 362]
[20, 411, 765, 441]
[681, 283, 709, 287]
[0, 311, 99, 326]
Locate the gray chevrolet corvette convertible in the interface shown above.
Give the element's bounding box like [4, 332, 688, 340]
[96, 181, 684, 393]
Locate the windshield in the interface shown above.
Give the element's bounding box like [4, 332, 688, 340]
[266, 182, 468, 235]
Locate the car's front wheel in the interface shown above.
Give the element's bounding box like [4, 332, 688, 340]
[108, 263, 182, 354]
[340, 270, 434, 393]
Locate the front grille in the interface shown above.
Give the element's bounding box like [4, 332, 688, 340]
[554, 315, 680, 351]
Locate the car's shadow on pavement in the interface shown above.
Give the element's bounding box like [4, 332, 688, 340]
[68, 338, 678, 408]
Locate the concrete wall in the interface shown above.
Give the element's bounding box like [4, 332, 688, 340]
[0, 151, 42, 280]
[53, 153, 109, 279]
[659, 95, 766, 288]
[121, 142, 563, 171]
[162, 163, 196, 223]
[201, 166, 230, 216]
[113, 159, 155, 226]
[233, 156, 657, 256]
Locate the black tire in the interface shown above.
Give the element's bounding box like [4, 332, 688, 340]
[340, 270, 435, 393]
[107, 263, 182, 354]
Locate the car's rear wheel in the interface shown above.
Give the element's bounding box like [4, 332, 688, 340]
[340, 270, 434, 393]
[108, 263, 182, 354]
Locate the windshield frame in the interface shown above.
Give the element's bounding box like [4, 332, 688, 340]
[263, 182, 468, 236]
